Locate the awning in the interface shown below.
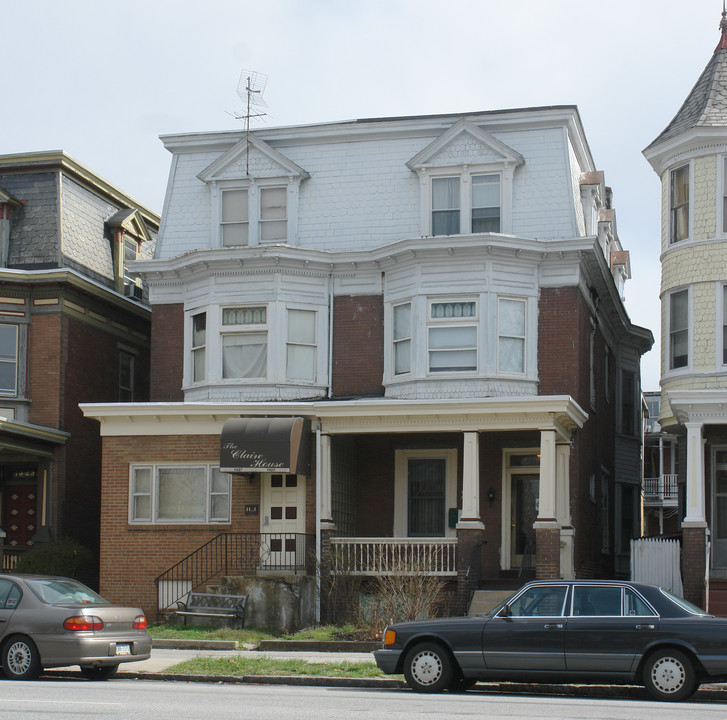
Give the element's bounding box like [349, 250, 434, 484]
[220, 417, 310, 474]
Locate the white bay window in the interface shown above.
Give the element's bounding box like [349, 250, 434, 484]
[286, 308, 316, 382]
[222, 306, 267, 379]
[498, 298, 526, 374]
[428, 300, 477, 373]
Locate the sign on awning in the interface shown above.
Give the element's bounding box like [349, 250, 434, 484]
[220, 417, 310, 474]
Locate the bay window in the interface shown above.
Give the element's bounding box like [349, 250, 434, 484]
[498, 298, 526, 373]
[286, 308, 316, 382]
[393, 302, 412, 375]
[191, 313, 206, 383]
[221, 306, 267, 379]
[427, 300, 477, 373]
[130, 465, 230, 524]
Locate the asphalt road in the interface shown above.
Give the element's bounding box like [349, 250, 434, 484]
[1, 680, 727, 720]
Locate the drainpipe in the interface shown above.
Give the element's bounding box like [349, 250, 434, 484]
[315, 419, 321, 623]
[327, 272, 333, 398]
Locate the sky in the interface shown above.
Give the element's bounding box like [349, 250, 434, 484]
[2, 0, 723, 390]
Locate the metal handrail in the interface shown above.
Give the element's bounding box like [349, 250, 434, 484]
[154, 532, 313, 620]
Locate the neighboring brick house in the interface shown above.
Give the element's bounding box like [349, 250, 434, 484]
[82, 107, 651, 624]
[643, 10, 727, 611]
[0, 151, 158, 580]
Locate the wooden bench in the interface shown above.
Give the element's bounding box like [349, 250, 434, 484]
[176, 591, 248, 627]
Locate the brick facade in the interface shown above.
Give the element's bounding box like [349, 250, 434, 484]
[150, 303, 184, 401]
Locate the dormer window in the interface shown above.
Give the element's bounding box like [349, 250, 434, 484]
[432, 178, 460, 235]
[260, 187, 287, 243]
[221, 189, 249, 246]
[472, 174, 500, 233]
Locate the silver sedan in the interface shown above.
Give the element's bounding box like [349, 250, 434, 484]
[0, 573, 151, 680]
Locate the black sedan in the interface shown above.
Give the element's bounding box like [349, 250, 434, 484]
[374, 579, 727, 701]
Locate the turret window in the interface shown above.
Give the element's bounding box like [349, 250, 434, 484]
[670, 165, 689, 243]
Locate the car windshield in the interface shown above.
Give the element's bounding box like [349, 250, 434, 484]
[25, 578, 109, 606]
[660, 587, 710, 616]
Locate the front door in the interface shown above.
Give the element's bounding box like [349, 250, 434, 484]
[713, 449, 727, 568]
[510, 473, 539, 570]
[260, 473, 306, 570]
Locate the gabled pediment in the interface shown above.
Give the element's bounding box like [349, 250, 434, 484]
[406, 118, 524, 171]
[105, 208, 153, 243]
[198, 135, 310, 183]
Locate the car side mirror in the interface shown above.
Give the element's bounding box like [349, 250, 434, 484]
[498, 604, 512, 618]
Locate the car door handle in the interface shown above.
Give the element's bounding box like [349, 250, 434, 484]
[543, 623, 564, 629]
[635, 624, 655, 630]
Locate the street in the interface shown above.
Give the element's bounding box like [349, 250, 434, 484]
[1, 680, 727, 720]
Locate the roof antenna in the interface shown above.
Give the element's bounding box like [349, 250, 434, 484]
[229, 69, 268, 175]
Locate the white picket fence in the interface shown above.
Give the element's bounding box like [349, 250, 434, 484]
[630, 537, 683, 596]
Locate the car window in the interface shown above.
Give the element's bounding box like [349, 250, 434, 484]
[0, 579, 21, 609]
[572, 586, 622, 616]
[25, 578, 109, 606]
[507, 585, 567, 617]
[623, 588, 656, 616]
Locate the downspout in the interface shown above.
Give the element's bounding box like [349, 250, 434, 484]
[327, 272, 334, 398]
[315, 420, 321, 623]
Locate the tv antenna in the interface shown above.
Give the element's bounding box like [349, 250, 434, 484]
[231, 69, 268, 175]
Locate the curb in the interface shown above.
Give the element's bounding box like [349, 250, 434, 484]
[257, 640, 379, 652]
[152, 639, 239, 651]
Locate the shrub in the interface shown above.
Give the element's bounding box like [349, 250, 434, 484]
[15, 538, 96, 587]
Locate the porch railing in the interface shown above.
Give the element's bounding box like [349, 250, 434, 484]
[330, 537, 458, 576]
[643, 474, 678, 504]
[1, 547, 31, 573]
[154, 532, 313, 619]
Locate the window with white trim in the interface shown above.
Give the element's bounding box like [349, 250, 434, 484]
[669, 288, 689, 370]
[723, 285, 727, 365]
[722, 158, 727, 235]
[670, 165, 689, 244]
[191, 313, 206, 383]
[497, 298, 525, 374]
[221, 189, 249, 246]
[427, 300, 477, 373]
[393, 302, 412, 375]
[472, 174, 500, 233]
[286, 308, 316, 382]
[432, 177, 460, 235]
[130, 465, 230, 524]
[221, 306, 267, 379]
[431, 173, 501, 236]
[0, 324, 18, 397]
[260, 187, 287, 243]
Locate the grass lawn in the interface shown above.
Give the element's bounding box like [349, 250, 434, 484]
[147, 623, 370, 645]
[163, 655, 394, 678]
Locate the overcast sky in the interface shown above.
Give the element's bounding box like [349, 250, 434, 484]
[3, 0, 723, 390]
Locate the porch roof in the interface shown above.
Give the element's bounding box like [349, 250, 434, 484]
[81, 395, 587, 442]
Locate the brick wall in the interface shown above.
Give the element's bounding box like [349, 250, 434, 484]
[150, 303, 184, 401]
[332, 295, 384, 397]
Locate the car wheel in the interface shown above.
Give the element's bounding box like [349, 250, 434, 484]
[403, 642, 453, 693]
[643, 648, 696, 701]
[80, 664, 120, 681]
[2, 636, 41, 680]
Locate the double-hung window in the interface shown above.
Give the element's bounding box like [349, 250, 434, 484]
[191, 313, 206, 383]
[286, 308, 316, 382]
[0, 324, 18, 396]
[670, 165, 689, 244]
[431, 177, 460, 235]
[498, 298, 526, 373]
[130, 465, 230, 524]
[260, 187, 287, 243]
[427, 300, 477, 373]
[472, 174, 500, 233]
[723, 285, 727, 365]
[221, 306, 267, 379]
[669, 289, 689, 369]
[393, 303, 412, 375]
[221, 189, 249, 246]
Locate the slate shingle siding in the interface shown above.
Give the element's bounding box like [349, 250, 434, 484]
[1, 171, 60, 266]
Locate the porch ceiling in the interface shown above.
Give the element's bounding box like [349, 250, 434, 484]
[81, 396, 587, 441]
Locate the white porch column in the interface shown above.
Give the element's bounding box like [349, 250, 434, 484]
[457, 431, 484, 530]
[556, 441, 574, 579]
[683, 422, 707, 526]
[319, 432, 334, 528]
[537, 428, 557, 521]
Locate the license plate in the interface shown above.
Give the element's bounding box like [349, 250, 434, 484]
[115, 643, 131, 656]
